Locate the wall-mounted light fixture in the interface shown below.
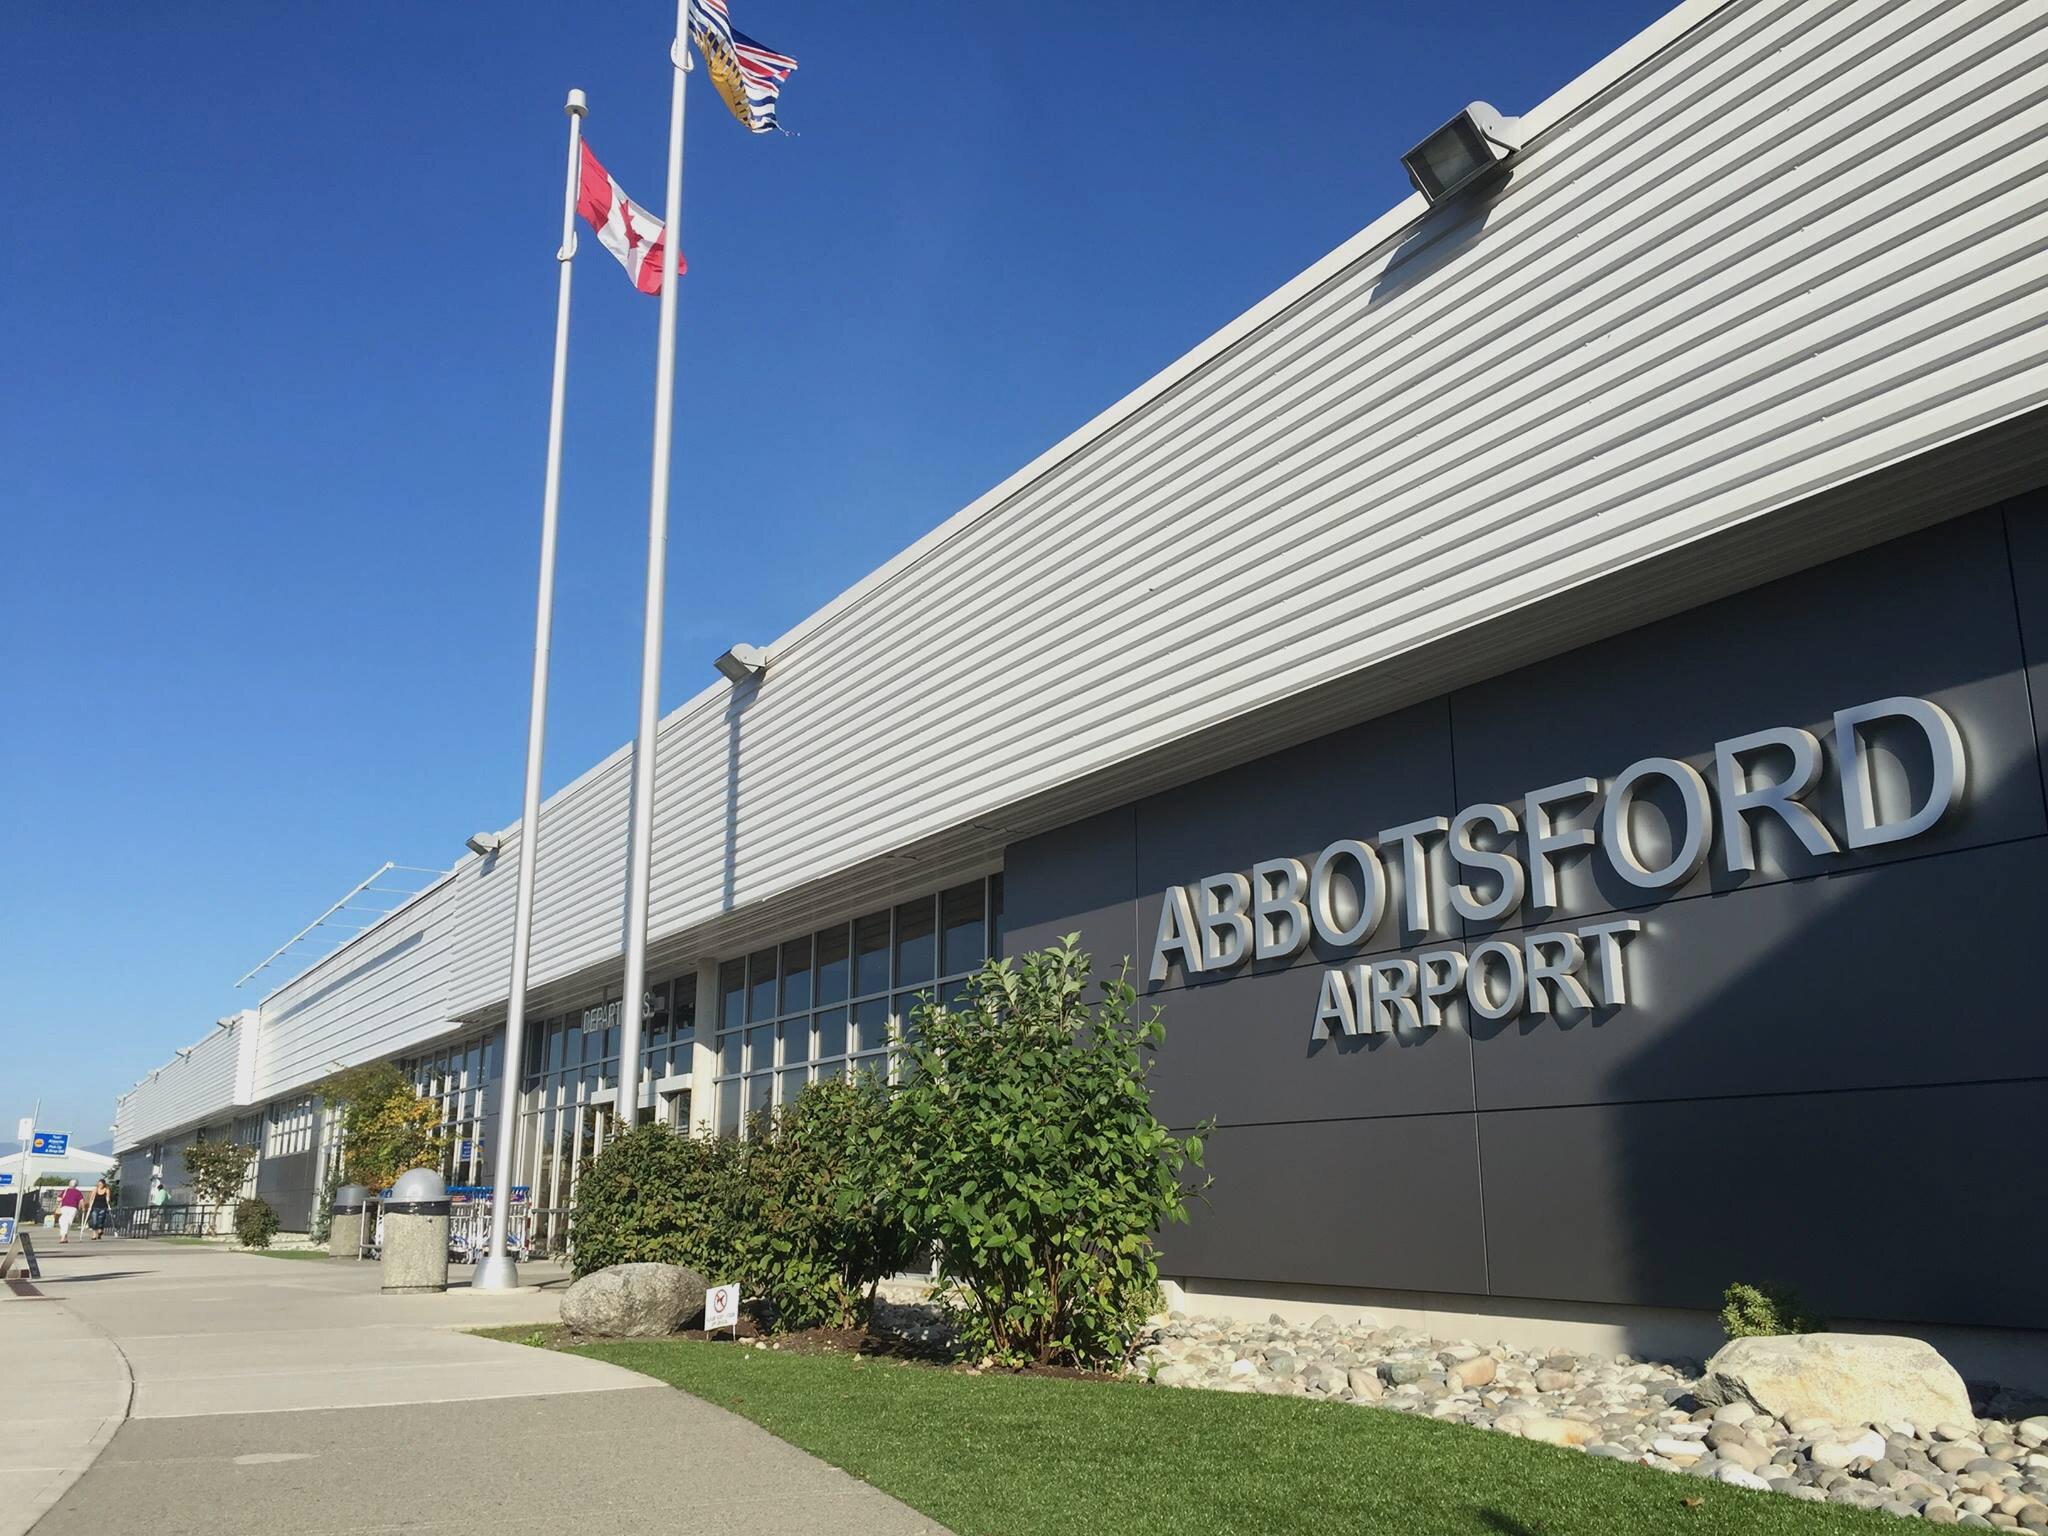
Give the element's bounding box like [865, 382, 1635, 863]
[1402, 101, 1523, 204]
[465, 832, 502, 857]
[714, 643, 769, 684]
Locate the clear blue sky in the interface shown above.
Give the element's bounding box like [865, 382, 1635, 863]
[0, 0, 1668, 1147]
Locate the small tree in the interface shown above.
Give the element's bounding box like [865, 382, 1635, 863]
[183, 1139, 257, 1207]
[882, 938, 1209, 1369]
[318, 1062, 445, 1190]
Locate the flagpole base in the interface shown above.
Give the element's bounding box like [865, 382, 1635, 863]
[473, 1255, 522, 1291]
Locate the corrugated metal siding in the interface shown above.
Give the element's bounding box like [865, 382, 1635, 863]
[443, 0, 2048, 1017]
[119, 1020, 243, 1149]
[249, 876, 458, 1101]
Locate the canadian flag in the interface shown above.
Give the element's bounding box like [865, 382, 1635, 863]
[576, 142, 683, 294]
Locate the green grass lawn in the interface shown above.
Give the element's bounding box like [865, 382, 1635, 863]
[484, 1331, 1890, 1536]
[240, 1247, 335, 1260]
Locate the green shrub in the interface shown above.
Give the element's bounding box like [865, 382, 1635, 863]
[881, 938, 1209, 1369]
[571, 1084, 913, 1333]
[234, 1197, 280, 1249]
[1720, 1280, 1824, 1338]
[569, 1121, 745, 1279]
[730, 1075, 920, 1330]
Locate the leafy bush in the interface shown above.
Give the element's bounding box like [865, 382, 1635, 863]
[317, 1062, 444, 1190]
[1721, 1280, 1824, 1338]
[730, 1075, 920, 1330]
[882, 938, 1209, 1368]
[183, 1139, 257, 1206]
[569, 1121, 745, 1279]
[571, 1082, 913, 1332]
[234, 1197, 280, 1249]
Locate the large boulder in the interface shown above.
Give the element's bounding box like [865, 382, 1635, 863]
[559, 1263, 708, 1338]
[1696, 1334, 1972, 1429]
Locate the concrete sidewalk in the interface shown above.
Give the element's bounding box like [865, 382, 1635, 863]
[7, 1239, 944, 1535]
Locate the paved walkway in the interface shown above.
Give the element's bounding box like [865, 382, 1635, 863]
[5, 1238, 945, 1535]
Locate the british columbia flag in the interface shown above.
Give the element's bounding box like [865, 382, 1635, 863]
[687, 0, 799, 134]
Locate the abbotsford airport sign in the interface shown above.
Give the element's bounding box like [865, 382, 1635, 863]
[1147, 696, 1967, 1038]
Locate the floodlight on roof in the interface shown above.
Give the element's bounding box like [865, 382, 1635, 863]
[1402, 102, 1524, 204]
[714, 643, 769, 684]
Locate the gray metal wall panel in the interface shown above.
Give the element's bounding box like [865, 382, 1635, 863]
[1147, 959, 1476, 1133]
[1477, 1082, 2048, 1330]
[1001, 808, 1138, 973]
[255, 1150, 319, 1232]
[1468, 835, 2048, 1111]
[1998, 490, 2048, 792]
[1160, 1116, 1488, 1297]
[1449, 510, 2045, 937]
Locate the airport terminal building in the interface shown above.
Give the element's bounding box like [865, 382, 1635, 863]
[114, 0, 2048, 1361]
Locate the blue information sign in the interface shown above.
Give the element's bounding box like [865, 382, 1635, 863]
[457, 1138, 477, 1162]
[30, 1132, 68, 1156]
[0, 1218, 14, 1247]
[0, 1172, 13, 1189]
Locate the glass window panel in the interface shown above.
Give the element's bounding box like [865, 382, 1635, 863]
[746, 1024, 775, 1074]
[546, 1021, 566, 1073]
[815, 1006, 848, 1061]
[673, 981, 697, 1043]
[716, 1077, 741, 1136]
[988, 873, 1005, 959]
[894, 898, 936, 988]
[778, 1066, 809, 1105]
[745, 1072, 773, 1118]
[779, 1018, 811, 1064]
[815, 924, 850, 1006]
[853, 997, 891, 1054]
[941, 881, 985, 976]
[940, 976, 970, 1010]
[896, 993, 921, 1050]
[718, 1030, 742, 1076]
[720, 960, 746, 1030]
[779, 938, 813, 1014]
[747, 948, 778, 1022]
[853, 911, 890, 998]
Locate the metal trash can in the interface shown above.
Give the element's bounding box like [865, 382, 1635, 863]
[379, 1168, 450, 1294]
[329, 1184, 370, 1260]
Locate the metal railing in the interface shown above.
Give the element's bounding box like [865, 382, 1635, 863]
[111, 1204, 229, 1238]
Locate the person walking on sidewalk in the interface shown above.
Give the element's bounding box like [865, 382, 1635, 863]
[86, 1178, 112, 1240]
[55, 1180, 83, 1242]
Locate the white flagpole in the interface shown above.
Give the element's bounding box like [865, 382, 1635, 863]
[477, 88, 588, 1292]
[616, 0, 692, 1130]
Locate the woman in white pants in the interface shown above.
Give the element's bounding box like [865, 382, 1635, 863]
[55, 1180, 83, 1241]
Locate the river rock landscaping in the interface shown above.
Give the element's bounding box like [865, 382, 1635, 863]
[1134, 1313, 2048, 1526]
